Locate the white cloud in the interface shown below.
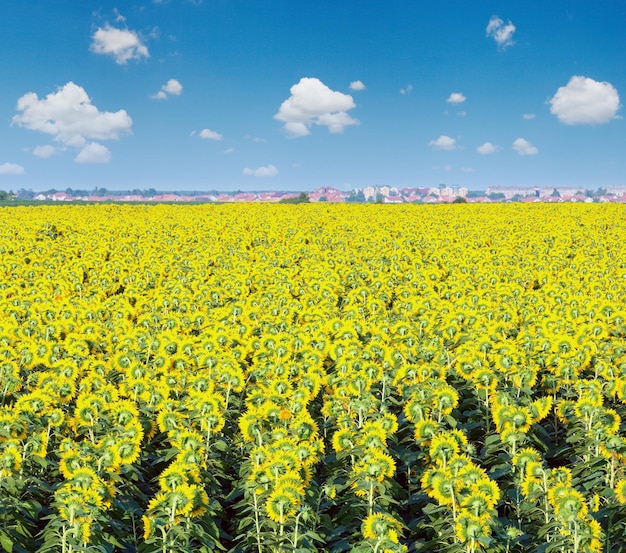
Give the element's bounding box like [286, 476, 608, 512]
[523, 113, 536, 120]
[199, 128, 223, 141]
[274, 77, 358, 137]
[91, 24, 149, 64]
[243, 164, 278, 177]
[548, 76, 620, 125]
[113, 8, 126, 23]
[223, 148, 235, 154]
[33, 145, 58, 158]
[428, 135, 458, 150]
[350, 80, 366, 91]
[477, 142, 499, 154]
[447, 92, 466, 104]
[457, 111, 467, 117]
[460, 166, 475, 173]
[12, 82, 131, 163]
[163, 79, 183, 95]
[400, 84, 413, 95]
[75, 142, 111, 164]
[512, 138, 538, 156]
[153, 78, 183, 99]
[486, 15, 516, 48]
[0, 162, 25, 175]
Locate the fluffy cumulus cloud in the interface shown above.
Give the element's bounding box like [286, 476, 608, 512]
[152, 78, 183, 99]
[91, 24, 149, 64]
[12, 82, 132, 164]
[476, 142, 499, 154]
[33, 145, 58, 158]
[349, 80, 366, 91]
[275, 78, 358, 137]
[0, 162, 25, 175]
[447, 92, 466, 104]
[512, 138, 538, 156]
[486, 15, 516, 48]
[428, 135, 458, 150]
[199, 128, 223, 141]
[548, 76, 620, 125]
[243, 164, 278, 177]
[75, 142, 111, 164]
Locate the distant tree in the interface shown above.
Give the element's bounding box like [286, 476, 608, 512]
[595, 187, 607, 197]
[452, 196, 467, 203]
[318, 196, 328, 202]
[551, 188, 561, 197]
[346, 190, 366, 203]
[467, 190, 485, 198]
[487, 192, 505, 200]
[511, 194, 522, 202]
[375, 193, 384, 204]
[280, 192, 310, 204]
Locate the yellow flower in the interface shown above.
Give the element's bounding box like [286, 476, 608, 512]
[454, 511, 490, 544]
[615, 479, 626, 504]
[362, 512, 403, 540]
[332, 427, 355, 453]
[0, 440, 22, 475]
[265, 489, 298, 523]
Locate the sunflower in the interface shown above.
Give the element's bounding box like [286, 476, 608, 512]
[0, 440, 22, 476]
[552, 489, 588, 523]
[461, 489, 494, 521]
[512, 447, 541, 471]
[413, 417, 439, 444]
[614, 479, 626, 504]
[159, 461, 198, 491]
[428, 432, 460, 467]
[332, 427, 355, 453]
[361, 512, 404, 542]
[265, 489, 298, 523]
[454, 511, 490, 545]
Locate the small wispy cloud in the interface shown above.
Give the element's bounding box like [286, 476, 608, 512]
[349, 80, 366, 91]
[152, 79, 183, 100]
[0, 162, 25, 175]
[428, 135, 458, 150]
[486, 15, 516, 48]
[476, 142, 499, 155]
[90, 24, 149, 64]
[400, 84, 413, 95]
[512, 137, 538, 156]
[243, 164, 278, 177]
[447, 92, 466, 104]
[199, 128, 223, 141]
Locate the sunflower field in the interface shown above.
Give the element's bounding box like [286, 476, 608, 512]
[1, 202, 626, 553]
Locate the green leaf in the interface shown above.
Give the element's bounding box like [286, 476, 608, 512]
[0, 531, 13, 553]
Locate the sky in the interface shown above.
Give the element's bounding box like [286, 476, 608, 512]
[1, 1, 625, 192]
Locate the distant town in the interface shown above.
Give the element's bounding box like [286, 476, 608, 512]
[3, 185, 626, 204]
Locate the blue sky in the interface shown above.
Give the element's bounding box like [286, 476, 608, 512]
[1, 1, 625, 192]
